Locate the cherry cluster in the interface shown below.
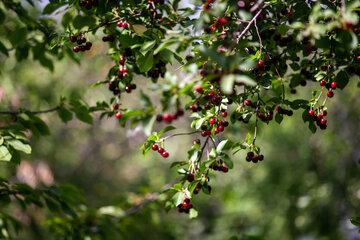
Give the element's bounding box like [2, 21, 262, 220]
[151, 144, 169, 158]
[200, 116, 229, 137]
[177, 198, 193, 214]
[308, 109, 328, 130]
[147, 60, 166, 79]
[79, 0, 98, 10]
[245, 151, 264, 163]
[113, 104, 122, 119]
[156, 109, 184, 124]
[275, 106, 293, 117]
[70, 36, 92, 53]
[319, 79, 337, 98]
[102, 35, 115, 42]
[209, 161, 229, 173]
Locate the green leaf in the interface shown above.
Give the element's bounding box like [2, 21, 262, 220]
[7, 139, 31, 154]
[0, 146, 11, 161]
[172, 191, 184, 207]
[158, 126, 176, 137]
[137, 52, 154, 73]
[9, 28, 27, 47]
[189, 208, 198, 219]
[216, 139, 229, 153]
[90, 81, 107, 89]
[275, 113, 283, 124]
[223, 154, 234, 169]
[221, 75, 235, 94]
[73, 15, 96, 29]
[0, 41, 9, 57]
[334, 70, 349, 90]
[98, 206, 125, 218]
[57, 107, 73, 123]
[140, 40, 156, 56]
[42, 3, 67, 15]
[351, 217, 360, 226]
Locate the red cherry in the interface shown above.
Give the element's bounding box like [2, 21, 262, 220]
[125, 86, 131, 93]
[206, 130, 211, 136]
[187, 173, 195, 182]
[322, 110, 327, 116]
[201, 131, 207, 137]
[218, 17, 227, 26]
[221, 112, 227, 117]
[287, 10, 292, 15]
[356, 56, 360, 61]
[221, 166, 229, 173]
[319, 80, 326, 86]
[327, 91, 334, 98]
[119, 57, 126, 65]
[163, 114, 172, 123]
[193, 188, 200, 194]
[158, 19, 163, 24]
[70, 36, 77, 42]
[122, 67, 128, 73]
[210, 25, 215, 31]
[209, 118, 216, 124]
[320, 118, 327, 125]
[152, 144, 158, 151]
[195, 86, 203, 93]
[113, 103, 119, 110]
[189, 105, 196, 111]
[117, 21, 122, 27]
[308, 110, 314, 116]
[162, 151, 169, 158]
[218, 125, 224, 132]
[244, 100, 252, 106]
[182, 201, 190, 209]
[158, 147, 164, 153]
[73, 46, 80, 53]
[331, 82, 337, 89]
[317, 113, 323, 120]
[321, 65, 328, 71]
[257, 60, 264, 68]
[214, 128, 219, 134]
[121, 22, 128, 28]
[115, 112, 122, 119]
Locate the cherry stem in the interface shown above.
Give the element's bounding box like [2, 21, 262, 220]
[162, 131, 200, 141]
[252, 93, 260, 145]
[250, 0, 264, 12]
[314, 86, 325, 105]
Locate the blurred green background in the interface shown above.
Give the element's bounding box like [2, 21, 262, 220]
[1, 3, 360, 240]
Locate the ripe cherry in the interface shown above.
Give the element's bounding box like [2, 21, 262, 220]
[182, 199, 191, 208]
[209, 118, 216, 124]
[187, 173, 195, 182]
[331, 82, 337, 89]
[156, 114, 163, 122]
[218, 17, 227, 26]
[356, 56, 360, 61]
[121, 22, 128, 28]
[244, 100, 252, 106]
[308, 110, 315, 116]
[70, 36, 77, 42]
[218, 125, 224, 132]
[221, 166, 229, 172]
[119, 57, 126, 65]
[163, 114, 172, 122]
[73, 46, 80, 53]
[193, 188, 200, 194]
[221, 112, 227, 117]
[152, 144, 158, 151]
[162, 151, 169, 158]
[201, 131, 207, 137]
[115, 112, 122, 119]
[322, 110, 327, 116]
[321, 65, 328, 71]
[195, 86, 203, 93]
[320, 80, 326, 86]
[158, 147, 164, 153]
[214, 128, 219, 134]
[317, 113, 323, 120]
[320, 118, 327, 125]
[113, 103, 119, 110]
[257, 60, 264, 68]
[125, 86, 131, 93]
[327, 91, 334, 98]
[122, 67, 128, 74]
[189, 105, 196, 111]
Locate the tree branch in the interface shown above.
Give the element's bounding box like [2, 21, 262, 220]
[236, 3, 269, 44]
[161, 131, 200, 141]
[0, 106, 60, 115]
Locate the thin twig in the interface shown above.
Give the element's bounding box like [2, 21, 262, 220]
[254, 19, 263, 56]
[341, 0, 346, 16]
[236, 3, 269, 44]
[250, 0, 264, 12]
[162, 131, 200, 141]
[0, 106, 60, 115]
[266, 52, 285, 101]
[252, 93, 260, 145]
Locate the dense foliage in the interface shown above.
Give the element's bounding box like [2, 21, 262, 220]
[0, 0, 360, 239]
